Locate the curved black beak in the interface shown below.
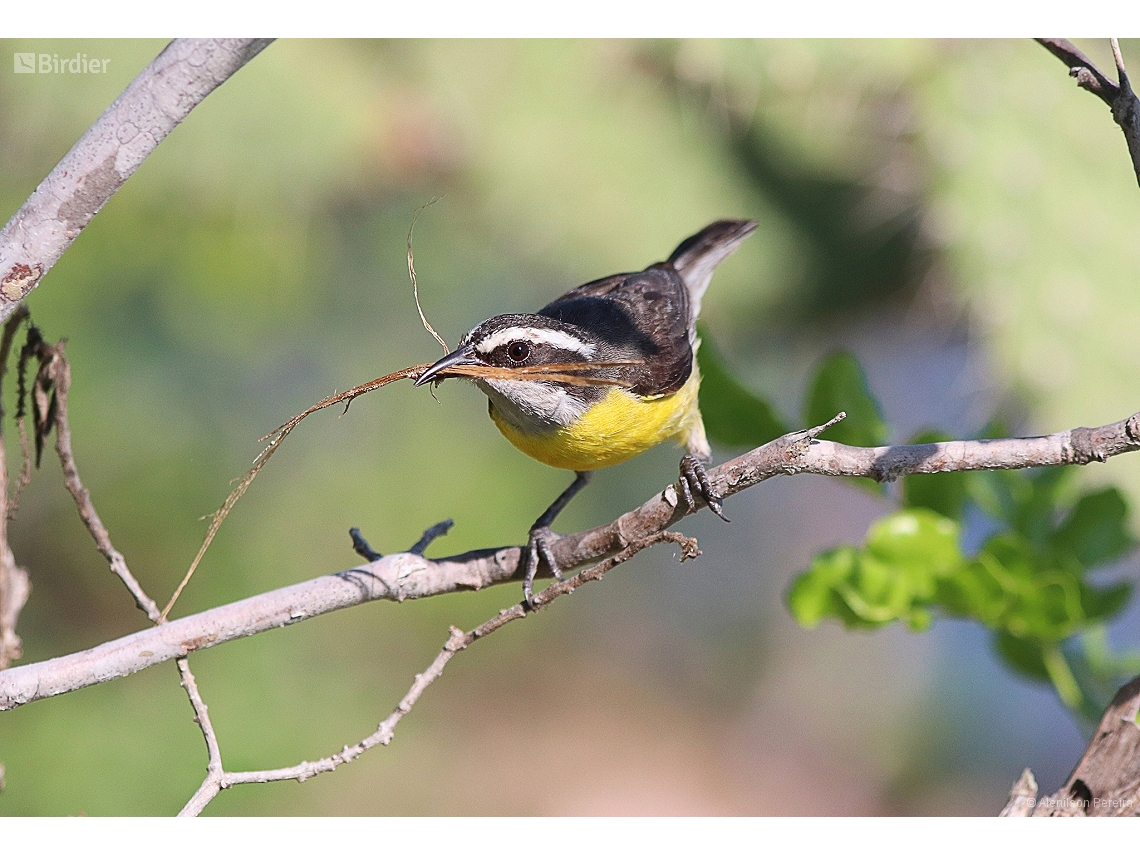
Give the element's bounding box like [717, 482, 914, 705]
[414, 344, 480, 387]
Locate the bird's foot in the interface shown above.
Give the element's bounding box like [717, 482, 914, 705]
[522, 524, 563, 610]
[679, 454, 729, 522]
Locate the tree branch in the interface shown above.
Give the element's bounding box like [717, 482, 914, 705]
[177, 529, 697, 816]
[0, 309, 31, 670]
[45, 341, 161, 622]
[0, 38, 273, 323]
[1001, 673, 1140, 816]
[2, 409, 1137, 712]
[176, 656, 226, 817]
[1037, 38, 1140, 187]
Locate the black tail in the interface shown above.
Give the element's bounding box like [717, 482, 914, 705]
[668, 219, 758, 323]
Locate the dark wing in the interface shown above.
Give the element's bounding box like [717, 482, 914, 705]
[535, 220, 756, 397]
[538, 267, 693, 397]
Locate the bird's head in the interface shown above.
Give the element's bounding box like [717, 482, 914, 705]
[414, 313, 637, 431]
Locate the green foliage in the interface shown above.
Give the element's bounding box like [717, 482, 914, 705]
[696, 329, 788, 448]
[695, 338, 1137, 716]
[790, 470, 1137, 716]
[789, 364, 1138, 719]
[788, 509, 961, 631]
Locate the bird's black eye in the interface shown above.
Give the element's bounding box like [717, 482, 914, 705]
[507, 340, 530, 362]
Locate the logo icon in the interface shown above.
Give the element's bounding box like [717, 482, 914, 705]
[13, 53, 35, 74]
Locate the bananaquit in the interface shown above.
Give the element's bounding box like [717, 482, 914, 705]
[414, 219, 758, 606]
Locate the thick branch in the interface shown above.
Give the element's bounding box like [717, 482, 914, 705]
[0, 38, 272, 322]
[1, 409, 1138, 711]
[1001, 674, 1140, 816]
[1037, 38, 1140, 187]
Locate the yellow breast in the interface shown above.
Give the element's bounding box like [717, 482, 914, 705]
[489, 370, 704, 471]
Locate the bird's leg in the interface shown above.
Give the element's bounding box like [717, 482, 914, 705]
[523, 470, 592, 609]
[678, 454, 729, 522]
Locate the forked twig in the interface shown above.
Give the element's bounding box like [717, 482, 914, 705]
[1037, 38, 1140, 186]
[179, 528, 697, 815]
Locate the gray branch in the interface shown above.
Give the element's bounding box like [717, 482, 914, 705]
[3, 409, 1137, 712]
[0, 38, 272, 322]
[1037, 38, 1140, 187]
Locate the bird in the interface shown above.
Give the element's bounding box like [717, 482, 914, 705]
[411, 219, 757, 607]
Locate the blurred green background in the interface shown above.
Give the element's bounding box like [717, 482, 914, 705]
[0, 38, 1138, 816]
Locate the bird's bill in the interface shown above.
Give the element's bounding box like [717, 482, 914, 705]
[413, 345, 482, 386]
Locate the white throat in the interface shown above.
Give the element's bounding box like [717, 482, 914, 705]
[476, 378, 590, 432]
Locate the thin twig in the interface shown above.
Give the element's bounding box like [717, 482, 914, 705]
[1036, 38, 1120, 105]
[5, 408, 1139, 711]
[407, 198, 449, 355]
[44, 341, 161, 622]
[162, 357, 643, 619]
[176, 656, 225, 816]
[435, 360, 644, 387]
[161, 363, 430, 620]
[179, 529, 696, 815]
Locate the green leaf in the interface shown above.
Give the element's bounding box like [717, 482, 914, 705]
[968, 467, 1072, 541]
[1051, 488, 1136, 568]
[978, 532, 1037, 583]
[993, 632, 1050, 682]
[966, 469, 1017, 526]
[1010, 574, 1081, 641]
[787, 547, 859, 628]
[787, 510, 962, 632]
[1079, 581, 1133, 623]
[899, 430, 969, 521]
[864, 509, 963, 597]
[1014, 467, 1072, 549]
[936, 555, 1009, 624]
[803, 351, 889, 449]
[695, 329, 789, 448]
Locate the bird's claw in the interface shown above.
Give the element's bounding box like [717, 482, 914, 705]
[523, 524, 562, 610]
[679, 454, 729, 522]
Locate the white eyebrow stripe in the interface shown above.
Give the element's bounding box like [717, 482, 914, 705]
[474, 326, 596, 357]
